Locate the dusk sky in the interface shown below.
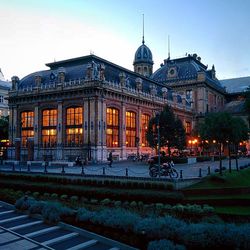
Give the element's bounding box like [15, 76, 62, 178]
[1, 0, 250, 81]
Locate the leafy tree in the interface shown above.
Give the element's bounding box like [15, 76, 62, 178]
[244, 86, 250, 127]
[0, 116, 9, 140]
[199, 112, 233, 175]
[146, 105, 186, 156]
[229, 117, 249, 171]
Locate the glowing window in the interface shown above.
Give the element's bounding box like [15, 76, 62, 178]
[42, 109, 57, 147]
[141, 114, 150, 147]
[106, 108, 119, 147]
[21, 111, 34, 147]
[126, 111, 136, 147]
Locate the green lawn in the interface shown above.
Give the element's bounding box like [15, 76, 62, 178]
[187, 168, 250, 189]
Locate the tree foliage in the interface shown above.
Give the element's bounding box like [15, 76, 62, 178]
[199, 112, 248, 174]
[146, 105, 186, 155]
[0, 116, 9, 140]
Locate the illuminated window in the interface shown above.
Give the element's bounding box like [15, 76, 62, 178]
[185, 121, 191, 135]
[141, 114, 150, 147]
[106, 108, 119, 147]
[21, 111, 34, 147]
[42, 109, 57, 147]
[126, 111, 136, 147]
[66, 107, 83, 145]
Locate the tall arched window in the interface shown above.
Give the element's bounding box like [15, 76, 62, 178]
[106, 107, 119, 147]
[141, 114, 150, 147]
[126, 111, 136, 147]
[66, 107, 83, 145]
[21, 111, 34, 147]
[42, 109, 57, 147]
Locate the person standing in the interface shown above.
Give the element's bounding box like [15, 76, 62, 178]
[108, 152, 113, 167]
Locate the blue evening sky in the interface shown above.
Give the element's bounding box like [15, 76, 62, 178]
[1, 0, 250, 80]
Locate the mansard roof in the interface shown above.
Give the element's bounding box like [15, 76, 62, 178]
[151, 54, 225, 93]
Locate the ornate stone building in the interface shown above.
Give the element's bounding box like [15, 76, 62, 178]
[8, 39, 229, 162]
[0, 69, 11, 118]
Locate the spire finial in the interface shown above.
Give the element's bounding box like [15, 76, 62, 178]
[168, 35, 170, 59]
[142, 14, 145, 44]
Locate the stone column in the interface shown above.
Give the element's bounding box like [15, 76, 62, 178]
[121, 103, 127, 160]
[27, 137, 34, 161]
[15, 138, 21, 161]
[137, 107, 141, 157]
[57, 101, 63, 160]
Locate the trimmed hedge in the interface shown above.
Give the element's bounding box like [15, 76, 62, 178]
[196, 156, 212, 162]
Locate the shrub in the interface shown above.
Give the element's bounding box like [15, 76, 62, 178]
[90, 199, 98, 204]
[32, 192, 40, 199]
[114, 200, 122, 207]
[51, 193, 58, 200]
[60, 194, 68, 201]
[29, 201, 46, 214]
[70, 196, 78, 203]
[15, 196, 35, 211]
[196, 156, 212, 162]
[130, 201, 137, 208]
[43, 192, 50, 199]
[155, 203, 164, 211]
[148, 239, 186, 250]
[76, 207, 95, 222]
[100, 198, 111, 206]
[91, 208, 140, 232]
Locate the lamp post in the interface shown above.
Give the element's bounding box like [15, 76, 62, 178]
[155, 112, 161, 178]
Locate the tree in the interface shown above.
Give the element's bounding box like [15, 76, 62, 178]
[0, 116, 9, 140]
[229, 117, 249, 171]
[146, 105, 186, 156]
[199, 112, 233, 175]
[244, 87, 250, 127]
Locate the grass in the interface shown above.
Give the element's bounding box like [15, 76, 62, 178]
[215, 206, 250, 216]
[187, 168, 250, 189]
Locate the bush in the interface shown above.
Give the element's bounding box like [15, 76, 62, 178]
[70, 196, 78, 203]
[32, 192, 40, 199]
[29, 201, 46, 214]
[76, 207, 95, 222]
[148, 239, 186, 250]
[15, 196, 35, 211]
[60, 194, 68, 201]
[130, 201, 137, 208]
[43, 192, 50, 199]
[114, 200, 122, 207]
[100, 198, 111, 206]
[51, 193, 58, 200]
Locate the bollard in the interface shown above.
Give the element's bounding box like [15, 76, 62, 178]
[199, 168, 202, 178]
[27, 163, 30, 172]
[61, 164, 65, 174]
[44, 162, 48, 174]
[207, 166, 211, 175]
[81, 165, 85, 175]
[12, 162, 15, 172]
[125, 168, 128, 177]
[103, 167, 106, 175]
[180, 170, 183, 180]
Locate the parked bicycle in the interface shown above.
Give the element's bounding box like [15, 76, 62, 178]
[149, 161, 179, 179]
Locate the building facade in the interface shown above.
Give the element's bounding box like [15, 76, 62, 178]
[8, 40, 233, 162]
[0, 69, 11, 118]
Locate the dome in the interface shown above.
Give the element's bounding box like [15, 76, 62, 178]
[133, 43, 153, 65]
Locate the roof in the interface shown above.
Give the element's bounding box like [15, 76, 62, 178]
[222, 100, 246, 114]
[133, 43, 153, 65]
[0, 80, 11, 90]
[220, 76, 250, 94]
[151, 54, 225, 93]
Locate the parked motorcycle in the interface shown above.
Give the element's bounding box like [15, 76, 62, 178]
[149, 162, 179, 179]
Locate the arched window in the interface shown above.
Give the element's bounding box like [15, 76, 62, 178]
[106, 107, 119, 147]
[126, 111, 136, 147]
[66, 107, 83, 146]
[42, 109, 57, 147]
[141, 114, 150, 147]
[21, 111, 34, 147]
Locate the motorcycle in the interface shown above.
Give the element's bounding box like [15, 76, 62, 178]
[149, 162, 179, 179]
